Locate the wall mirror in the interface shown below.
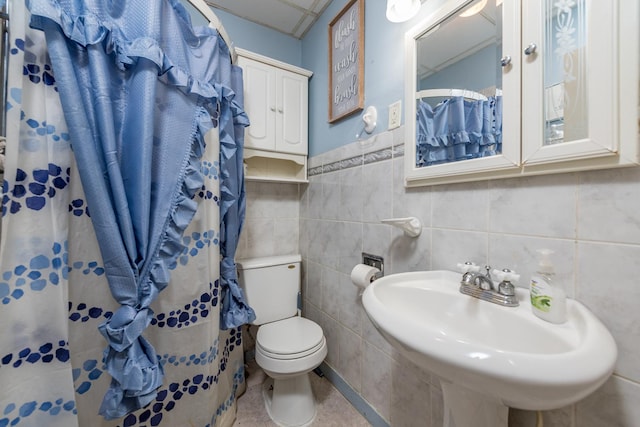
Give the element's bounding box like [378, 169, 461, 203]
[404, 0, 639, 187]
[415, 0, 503, 164]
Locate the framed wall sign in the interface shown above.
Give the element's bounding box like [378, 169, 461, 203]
[328, 0, 365, 123]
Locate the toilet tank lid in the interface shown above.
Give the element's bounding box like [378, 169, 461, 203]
[236, 254, 302, 270]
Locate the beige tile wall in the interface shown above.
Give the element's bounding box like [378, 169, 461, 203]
[236, 181, 300, 260]
[240, 127, 640, 426]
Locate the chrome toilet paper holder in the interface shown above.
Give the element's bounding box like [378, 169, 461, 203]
[362, 252, 384, 280]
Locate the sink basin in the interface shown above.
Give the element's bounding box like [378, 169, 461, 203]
[362, 270, 617, 425]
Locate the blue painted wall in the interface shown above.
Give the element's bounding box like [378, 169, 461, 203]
[186, 2, 301, 65]
[209, 0, 452, 156]
[301, 0, 448, 156]
[210, 8, 302, 66]
[419, 44, 501, 94]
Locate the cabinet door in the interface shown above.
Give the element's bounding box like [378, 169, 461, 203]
[277, 69, 308, 155]
[239, 57, 277, 151]
[403, 0, 522, 186]
[521, 0, 623, 168]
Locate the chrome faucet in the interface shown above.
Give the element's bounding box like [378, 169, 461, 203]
[476, 265, 495, 290]
[457, 262, 519, 307]
[459, 263, 493, 288]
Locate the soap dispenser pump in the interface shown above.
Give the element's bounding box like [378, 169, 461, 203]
[529, 249, 567, 324]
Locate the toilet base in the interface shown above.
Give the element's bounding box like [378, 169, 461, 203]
[262, 374, 316, 427]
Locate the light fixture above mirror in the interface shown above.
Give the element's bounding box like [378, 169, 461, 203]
[386, 0, 421, 23]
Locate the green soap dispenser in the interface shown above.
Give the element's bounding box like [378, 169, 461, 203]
[529, 249, 567, 324]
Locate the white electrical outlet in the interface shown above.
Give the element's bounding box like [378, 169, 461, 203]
[388, 101, 401, 130]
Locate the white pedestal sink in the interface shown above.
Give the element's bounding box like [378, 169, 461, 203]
[361, 270, 617, 427]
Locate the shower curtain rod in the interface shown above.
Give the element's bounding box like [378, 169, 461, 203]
[416, 88, 488, 101]
[1, 5, 9, 138]
[189, 0, 237, 63]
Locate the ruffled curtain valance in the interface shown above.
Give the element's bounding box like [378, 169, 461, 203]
[416, 95, 502, 167]
[27, 0, 255, 419]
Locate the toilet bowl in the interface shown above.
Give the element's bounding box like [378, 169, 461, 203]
[256, 316, 327, 426]
[237, 255, 327, 427]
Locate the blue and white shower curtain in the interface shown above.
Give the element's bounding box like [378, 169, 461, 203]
[0, 1, 246, 426]
[416, 96, 502, 167]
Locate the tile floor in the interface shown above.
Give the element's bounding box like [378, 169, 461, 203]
[233, 360, 372, 427]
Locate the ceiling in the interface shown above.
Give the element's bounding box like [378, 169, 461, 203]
[205, 0, 334, 39]
[417, 4, 498, 81]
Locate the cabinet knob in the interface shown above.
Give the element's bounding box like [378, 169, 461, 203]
[270, 106, 276, 112]
[524, 43, 537, 56]
[500, 55, 512, 67]
[277, 108, 283, 113]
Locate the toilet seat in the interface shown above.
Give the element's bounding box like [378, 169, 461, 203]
[257, 316, 324, 359]
[255, 317, 327, 378]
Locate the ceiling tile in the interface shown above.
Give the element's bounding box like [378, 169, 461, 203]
[206, 0, 333, 39]
[417, 13, 497, 78]
[283, 0, 316, 9]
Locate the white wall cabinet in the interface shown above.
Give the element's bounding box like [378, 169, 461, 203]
[403, 0, 639, 187]
[237, 49, 312, 182]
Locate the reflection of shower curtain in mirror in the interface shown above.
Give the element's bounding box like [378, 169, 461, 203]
[416, 96, 502, 167]
[0, 1, 245, 426]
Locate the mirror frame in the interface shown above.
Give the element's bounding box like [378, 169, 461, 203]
[404, 0, 521, 187]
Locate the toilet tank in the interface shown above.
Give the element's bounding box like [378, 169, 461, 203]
[236, 254, 302, 325]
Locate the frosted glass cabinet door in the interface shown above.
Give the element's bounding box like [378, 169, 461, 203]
[520, 0, 628, 168]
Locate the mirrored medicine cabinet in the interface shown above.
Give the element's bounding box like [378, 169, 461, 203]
[403, 0, 639, 187]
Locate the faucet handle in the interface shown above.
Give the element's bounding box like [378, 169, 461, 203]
[492, 268, 520, 296]
[491, 268, 520, 283]
[457, 261, 480, 273]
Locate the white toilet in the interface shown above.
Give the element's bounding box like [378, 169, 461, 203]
[236, 254, 327, 427]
